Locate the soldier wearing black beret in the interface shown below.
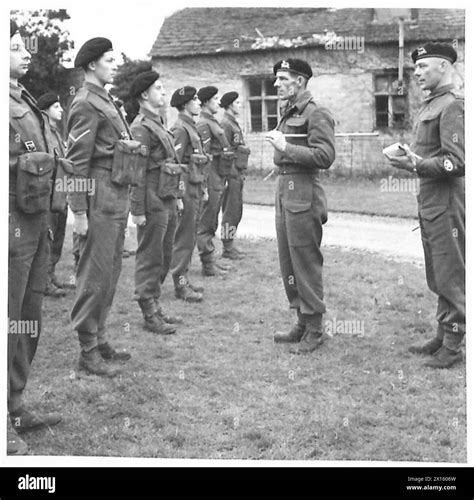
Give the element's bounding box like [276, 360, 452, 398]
[219, 91, 250, 260]
[74, 37, 113, 69]
[387, 42, 465, 369]
[129, 70, 160, 98]
[9, 18, 62, 454]
[37, 92, 73, 298]
[266, 58, 336, 354]
[67, 37, 132, 376]
[168, 86, 209, 302]
[197, 86, 218, 104]
[219, 91, 238, 109]
[196, 86, 233, 276]
[129, 71, 184, 333]
[36, 92, 58, 111]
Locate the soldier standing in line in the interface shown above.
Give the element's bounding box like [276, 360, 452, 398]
[169, 86, 208, 302]
[8, 19, 62, 455]
[129, 71, 185, 334]
[67, 37, 133, 377]
[36, 93, 73, 297]
[219, 91, 251, 260]
[387, 43, 465, 369]
[266, 59, 336, 354]
[196, 86, 234, 277]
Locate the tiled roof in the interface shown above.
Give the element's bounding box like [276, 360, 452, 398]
[150, 8, 465, 58]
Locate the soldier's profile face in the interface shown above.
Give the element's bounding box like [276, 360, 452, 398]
[147, 79, 166, 108]
[186, 95, 201, 116]
[207, 95, 220, 114]
[47, 101, 63, 122]
[10, 32, 31, 79]
[93, 51, 117, 85]
[414, 57, 445, 91]
[274, 71, 298, 100]
[232, 98, 242, 112]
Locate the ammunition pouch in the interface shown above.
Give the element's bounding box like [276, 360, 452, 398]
[188, 153, 208, 184]
[16, 152, 55, 214]
[111, 139, 147, 187]
[158, 162, 183, 200]
[235, 145, 251, 171]
[217, 150, 235, 177]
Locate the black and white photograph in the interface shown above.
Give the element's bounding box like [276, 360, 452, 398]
[5, 0, 470, 470]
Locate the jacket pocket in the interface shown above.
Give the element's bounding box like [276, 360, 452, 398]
[16, 152, 54, 214]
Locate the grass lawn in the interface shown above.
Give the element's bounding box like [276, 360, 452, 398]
[23, 226, 466, 461]
[244, 175, 418, 219]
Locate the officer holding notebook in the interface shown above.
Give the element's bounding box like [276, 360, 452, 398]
[67, 37, 137, 377]
[386, 42, 465, 369]
[266, 58, 336, 354]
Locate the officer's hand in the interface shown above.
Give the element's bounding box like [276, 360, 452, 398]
[73, 213, 88, 236]
[132, 215, 147, 226]
[202, 188, 209, 202]
[386, 154, 415, 172]
[265, 130, 287, 152]
[177, 198, 184, 215]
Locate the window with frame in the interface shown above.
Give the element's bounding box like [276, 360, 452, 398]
[246, 77, 280, 132]
[374, 72, 408, 129]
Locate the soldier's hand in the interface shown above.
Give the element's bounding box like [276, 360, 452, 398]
[177, 198, 184, 215]
[386, 154, 415, 172]
[265, 130, 287, 152]
[73, 213, 88, 236]
[132, 214, 147, 226]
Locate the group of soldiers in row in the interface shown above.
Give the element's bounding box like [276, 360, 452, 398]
[9, 17, 466, 456]
[8, 26, 251, 454]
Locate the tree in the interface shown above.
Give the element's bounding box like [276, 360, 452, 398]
[11, 9, 74, 101]
[112, 54, 152, 123]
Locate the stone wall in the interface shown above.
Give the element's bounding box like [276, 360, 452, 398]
[152, 42, 464, 176]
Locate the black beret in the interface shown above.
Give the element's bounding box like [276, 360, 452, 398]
[74, 37, 113, 68]
[130, 70, 160, 98]
[220, 91, 239, 108]
[273, 58, 313, 79]
[197, 86, 218, 103]
[170, 86, 197, 108]
[36, 92, 60, 110]
[411, 43, 457, 64]
[10, 19, 19, 38]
